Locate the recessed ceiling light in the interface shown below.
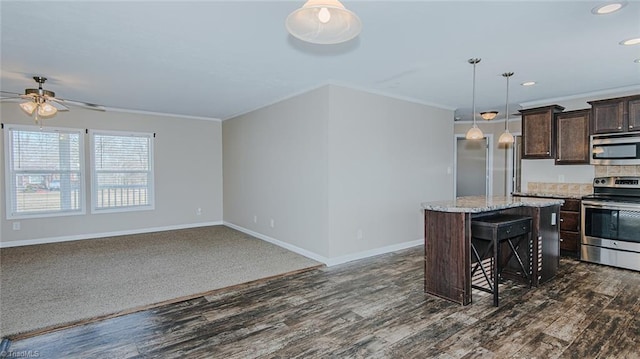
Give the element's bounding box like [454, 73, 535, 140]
[521, 81, 536, 86]
[591, 1, 627, 15]
[620, 37, 640, 46]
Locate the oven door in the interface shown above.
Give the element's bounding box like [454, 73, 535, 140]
[581, 200, 640, 271]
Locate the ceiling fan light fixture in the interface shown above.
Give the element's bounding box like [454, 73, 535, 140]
[19, 101, 38, 115]
[286, 0, 362, 45]
[38, 102, 58, 118]
[480, 111, 498, 121]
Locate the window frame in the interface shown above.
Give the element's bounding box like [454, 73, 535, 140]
[90, 129, 155, 214]
[4, 124, 86, 220]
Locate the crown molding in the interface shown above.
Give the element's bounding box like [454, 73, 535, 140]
[519, 85, 640, 108]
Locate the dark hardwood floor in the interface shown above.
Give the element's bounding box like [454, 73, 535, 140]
[4, 246, 640, 358]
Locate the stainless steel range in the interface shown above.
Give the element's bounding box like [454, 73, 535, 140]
[581, 176, 640, 271]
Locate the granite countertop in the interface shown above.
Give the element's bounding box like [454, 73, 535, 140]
[421, 195, 564, 213]
[511, 192, 585, 200]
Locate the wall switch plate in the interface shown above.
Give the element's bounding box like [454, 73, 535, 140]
[13, 222, 20, 230]
[551, 213, 557, 226]
[270, 219, 275, 228]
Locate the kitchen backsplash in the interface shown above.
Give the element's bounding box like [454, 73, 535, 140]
[526, 166, 640, 196]
[594, 165, 640, 177]
[527, 182, 593, 196]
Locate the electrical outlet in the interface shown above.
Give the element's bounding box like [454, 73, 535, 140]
[270, 219, 275, 228]
[196, 208, 202, 216]
[253, 215, 258, 224]
[357, 229, 363, 240]
[13, 222, 20, 230]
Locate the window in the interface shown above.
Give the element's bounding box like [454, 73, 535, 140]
[5, 125, 85, 219]
[91, 130, 154, 213]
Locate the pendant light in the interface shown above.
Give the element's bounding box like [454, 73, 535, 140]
[465, 58, 484, 140]
[498, 72, 515, 144]
[286, 0, 362, 45]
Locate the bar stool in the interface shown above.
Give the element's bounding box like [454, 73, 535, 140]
[471, 214, 532, 306]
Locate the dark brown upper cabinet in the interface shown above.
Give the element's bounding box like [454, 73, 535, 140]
[588, 95, 640, 134]
[555, 109, 590, 165]
[520, 105, 565, 159]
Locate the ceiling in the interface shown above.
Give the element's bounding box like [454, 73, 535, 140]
[1, 1, 639, 122]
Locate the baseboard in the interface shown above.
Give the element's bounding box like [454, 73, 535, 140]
[323, 239, 423, 267]
[0, 221, 224, 248]
[223, 221, 423, 267]
[222, 221, 331, 265]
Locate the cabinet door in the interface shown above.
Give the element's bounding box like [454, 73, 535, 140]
[560, 231, 580, 253]
[523, 112, 552, 158]
[628, 97, 640, 132]
[560, 211, 580, 232]
[521, 105, 564, 159]
[559, 198, 581, 258]
[556, 110, 590, 165]
[590, 100, 624, 134]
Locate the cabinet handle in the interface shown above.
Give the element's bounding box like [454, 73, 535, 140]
[546, 151, 550, 154]
[560, 218, 564, 222]
[560, 238, 564, 242]
[630, 125, 635, 129]
[618, 126, 622, 130]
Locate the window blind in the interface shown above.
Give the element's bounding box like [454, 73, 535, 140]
[5, 126, 85, 218]
[91, 131, 154, 212]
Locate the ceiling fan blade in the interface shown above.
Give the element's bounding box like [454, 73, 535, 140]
[0, 90, 23, 96]
[55, 97, 106, 112]
[0, 92, 31, 102]
[0, 95, 22, 102]
[48, 99, 70, 111]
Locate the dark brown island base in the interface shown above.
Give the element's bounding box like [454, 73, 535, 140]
[421, 196, 563, 305]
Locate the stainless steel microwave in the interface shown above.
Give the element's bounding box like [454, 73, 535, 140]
[591, 133, 640, 165]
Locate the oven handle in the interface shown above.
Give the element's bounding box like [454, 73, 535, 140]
[582, 200, 640, 211]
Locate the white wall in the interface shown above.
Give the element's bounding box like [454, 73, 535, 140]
[327, 86, 454, 259]
[222, 86, 331, 257]
[223, 84, 455, 264]
[0, 104, 223, 245]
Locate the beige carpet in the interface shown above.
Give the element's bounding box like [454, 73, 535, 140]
[0, 225, 321, 338]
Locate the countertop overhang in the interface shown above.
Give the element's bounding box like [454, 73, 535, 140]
[511, 192, 585, 200]
[421, 195, 564, 213]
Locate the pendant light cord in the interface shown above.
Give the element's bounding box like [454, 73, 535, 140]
[503, 72, 514, 132]
[469, 58, 481, 126]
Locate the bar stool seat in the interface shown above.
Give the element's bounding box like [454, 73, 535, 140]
[471, 214, 532, 306]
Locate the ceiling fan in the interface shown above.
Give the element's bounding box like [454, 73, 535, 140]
[0, 76, 105, 126]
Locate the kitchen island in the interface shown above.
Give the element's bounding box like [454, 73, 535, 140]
[421, 196, 563, 305]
